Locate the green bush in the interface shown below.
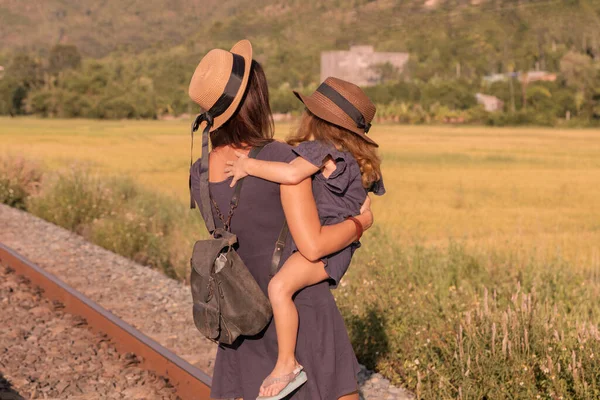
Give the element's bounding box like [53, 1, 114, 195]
[26, 90, 54, 117]
[364, 82, 422, 105]
[89, 189, 187, 279]
[376, 101, 430, 124]
[421, 80, 477, 111]
[486, 110, 557, 127]
[59, 92, 93, 118]
[465, 105, 490, 124]
[485, 80, 524, 111]
[97, 97, 138, 119]
[24, 164, 202, 279]
[0, 77, 20, 115]
[27, 168, 117, 232]
[526, 85, 559, 117]
[270, 83, 305, 114]
[0, 155, 43, 209]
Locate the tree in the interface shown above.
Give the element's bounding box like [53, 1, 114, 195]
[560, 51, 598, 117]
[370, 62, 401, 84]
[4, 54, 44, 115]
[48, 44, 82, 75]
[8, 54, 44, 89]
[11, 85, 27, 115]
[560, 51, 596, 91]
[0, 77, 18, 115]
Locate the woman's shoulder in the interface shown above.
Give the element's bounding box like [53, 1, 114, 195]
[259, 140, 296, 163]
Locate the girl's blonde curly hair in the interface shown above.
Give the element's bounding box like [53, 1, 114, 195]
[288, 109, 382, 189]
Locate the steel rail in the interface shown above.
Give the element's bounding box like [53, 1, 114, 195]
[0, 242, 212, 400]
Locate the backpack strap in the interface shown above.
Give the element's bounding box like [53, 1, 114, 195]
[229, 146, 263, 210]
[270, 221, 289, 277]
[189, 121, 288, 274]
[189, 114, 266, 233]
[189, 114, 216, 233]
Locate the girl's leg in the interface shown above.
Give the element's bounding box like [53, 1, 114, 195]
[259, 252, 329, 397]
[339, 391, 360, 400]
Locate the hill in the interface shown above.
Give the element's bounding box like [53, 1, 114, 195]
[1, 0, 599, 124]
[0, 0, 253, 57]
[3, 0, 599, 81]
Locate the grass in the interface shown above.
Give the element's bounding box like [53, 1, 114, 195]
[0, 154, 42, 209]
[338, 232, 600, 398]
[2, 117, 599, 268]
[19, 166, 204, 279]
[2, 116, 600, 398]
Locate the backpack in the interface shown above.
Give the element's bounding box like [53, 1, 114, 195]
[188, 114, 288, 345]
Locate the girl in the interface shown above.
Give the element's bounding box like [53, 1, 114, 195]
[224, 77, 385, 400]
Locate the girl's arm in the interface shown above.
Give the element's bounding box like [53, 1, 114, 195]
[280, 177, 373, 262]
[225, 151, 319, 187]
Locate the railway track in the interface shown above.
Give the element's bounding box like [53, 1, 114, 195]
[0, 204, 414, 400]
[0, 242, 212, 400]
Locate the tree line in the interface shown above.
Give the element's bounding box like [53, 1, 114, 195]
[1, 0, 599, 126]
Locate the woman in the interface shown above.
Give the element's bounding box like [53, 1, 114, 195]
[189, 40, 372, 400]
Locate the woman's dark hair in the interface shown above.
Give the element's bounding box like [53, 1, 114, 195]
[210, 60, 274, 149]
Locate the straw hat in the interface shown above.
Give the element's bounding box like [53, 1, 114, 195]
[294, 77, 378, 146]
[188, 40, 253, 132]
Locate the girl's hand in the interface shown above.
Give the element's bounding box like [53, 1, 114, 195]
[360, 195, 371, 214]
[356, 209, 373, 231]
[224, 151, 250, 187]
[357, 195, 373, 231]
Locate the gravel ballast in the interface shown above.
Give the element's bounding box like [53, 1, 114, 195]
[0, 204, 413, 400]
[0, 263, 179, 400]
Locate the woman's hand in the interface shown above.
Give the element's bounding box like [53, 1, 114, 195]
[224, 151, 250, 187]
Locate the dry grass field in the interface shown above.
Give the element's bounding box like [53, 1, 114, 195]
[2, 117, 599, 269]
[3, 116, 600, 397]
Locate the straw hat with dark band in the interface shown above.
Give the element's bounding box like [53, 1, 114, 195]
[294, 77, 378, 147]
[187, 40, 253, 210]
[188, 39, 253, 133]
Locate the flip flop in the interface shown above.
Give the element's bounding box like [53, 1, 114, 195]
[256, 365, 308, 400]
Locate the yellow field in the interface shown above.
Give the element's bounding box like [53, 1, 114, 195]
[1, 117, 599, 268]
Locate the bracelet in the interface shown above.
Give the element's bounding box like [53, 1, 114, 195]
[346, 216, 363, 242]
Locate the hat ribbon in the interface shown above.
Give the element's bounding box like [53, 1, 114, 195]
[316, 83, 371, 134]
[189, 53, 246, 211]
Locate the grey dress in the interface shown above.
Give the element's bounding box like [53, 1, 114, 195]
[190, 141, 360, 400]
[291, 140, 385, 288]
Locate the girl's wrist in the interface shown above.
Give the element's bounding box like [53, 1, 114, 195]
[242, 158, 254, 175]
[355, 211, 373, 231]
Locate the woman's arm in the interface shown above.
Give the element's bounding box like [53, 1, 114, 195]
[225, 152, 319, 187]
[280, 177, 373, 262]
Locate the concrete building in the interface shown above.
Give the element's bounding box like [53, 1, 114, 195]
[522, 71, 557, 83]
[483, 71, 557, 84]
[476, 93, 504, 112]
[321, 46, 409, 87]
